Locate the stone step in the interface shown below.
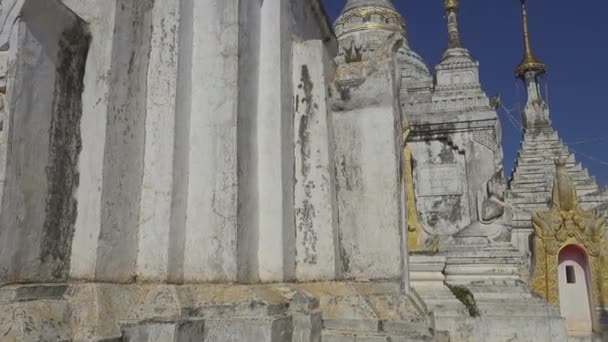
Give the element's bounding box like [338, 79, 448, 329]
[466, 284, 533, 296]
[122, 321, 205, 342]
[520, 141, 563, 149]
[510, 169, 591, 183]
[322, 330, 435, 342]
[519, 142, 569, 155]
[507, 194, 551, 204]
[512, 162, 581, 173]
[512, 202, 553, 210]
[509, 181, 596, 192]
[443, 243, 520, 253]
[477, 301, 560, 317]
[509, 181, 597, 193]
[522, 132, 559, 141]
[519, 142, 565, 151]
[516, 154, 573, 164]
[321, 319, 436, 342]
[508, 182, 598, 194]
[517, 149, 568, 158]
[518, 144, 568, 153]
[521, 134, 563, 141]
[568, 332, 605, 342]
[508, 194, 607, 208]
[519, 168, 594, 180]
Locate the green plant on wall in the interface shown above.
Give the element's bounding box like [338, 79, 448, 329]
[446, 283, 480, 318]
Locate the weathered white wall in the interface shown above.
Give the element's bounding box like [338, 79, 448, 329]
[409, 139, 470, 236]
[234, 0, 262, 284]
[95, 0, 153, 282]
[136, 0, 180, 282]
[65, 0, 116, 281]
[331, 53, 405, 281]
[293, 40, 339, 281]
[166, 0, 334, 284]
[0, 0, 89, 284]
[0, 18, 54, 284]
[408, 112, 503, 238]
[0, 51, 10, 218]
[177, 0, 241, 283]
[256, 0, 296, 282]
[0, 0, 342, 286]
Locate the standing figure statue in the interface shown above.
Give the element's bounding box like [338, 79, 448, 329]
[453, 166, 513, 245]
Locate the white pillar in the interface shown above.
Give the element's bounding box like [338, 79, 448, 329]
[255, 0, 296, 282]
[94, 0, 154, 282]
[292, 40, 340, 281]
[331, 52, 406, 281]
[179, 0, 241, 282]
[68, 0, 115, 281]
[135, 0, 180, 281]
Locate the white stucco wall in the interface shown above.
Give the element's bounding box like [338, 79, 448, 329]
[136, 0, 180, 281]
[293, 40, 339, 281]
[330, 52, 405, 281]
[66, 0, 116, 281]
[1, 0, 344, 286]
[0, 0, 89, 284]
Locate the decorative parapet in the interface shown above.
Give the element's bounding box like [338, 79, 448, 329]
[334, 6, 405, 39]
[404, 94, 490, 116]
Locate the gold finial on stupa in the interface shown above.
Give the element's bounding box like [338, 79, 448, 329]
[515, 0, 546, 78]
[445, 0, 459, 13]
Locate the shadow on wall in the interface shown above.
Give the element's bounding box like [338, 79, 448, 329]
[0, 0, 90, 285]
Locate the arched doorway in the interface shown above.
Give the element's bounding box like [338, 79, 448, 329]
[558, 245, 593, 333]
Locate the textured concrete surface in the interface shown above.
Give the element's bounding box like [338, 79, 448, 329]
[0, 282, 436, 341]
[330, 35, 407, 281]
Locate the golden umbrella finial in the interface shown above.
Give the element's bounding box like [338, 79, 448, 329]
[515, 0, 546, 78]
[445, 0, 459, 13]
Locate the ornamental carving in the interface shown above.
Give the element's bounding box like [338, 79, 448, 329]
[335, 6, 405, 38]
[472, 129, 497, 152]
[336, 7, 405, 27]
[530, 161, 608, 307]
[0, 0, 24, 49]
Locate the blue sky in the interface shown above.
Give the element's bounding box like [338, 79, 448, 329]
[322, 0, 608, 186]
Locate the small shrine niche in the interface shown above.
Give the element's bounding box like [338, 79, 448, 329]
[530, 160, 608, 333]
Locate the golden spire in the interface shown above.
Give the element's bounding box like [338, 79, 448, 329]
[515, 0, 546, 78]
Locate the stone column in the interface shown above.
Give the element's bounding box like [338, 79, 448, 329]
[330, 40, 407, 281]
